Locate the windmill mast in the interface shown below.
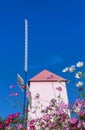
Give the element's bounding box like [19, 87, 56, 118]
[24, 19, 28, 72]
[23, 19, 28, 126]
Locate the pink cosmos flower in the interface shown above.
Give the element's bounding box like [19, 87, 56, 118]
[5, 125, 12, 130]
[43, 114, 51, 121]
[26, 91, 31, 97]
[17, 124, 24, 129]
[47, 74, 54, 79]
[7, 114, 15, 119]
[82, 122, 85, 128]
[0, 123, 3, 128]
[4, 119, 10, 126]
[15, 112, 20, 117]
[29, 119, 35, 126]
[15, 92, 19, 96]
[34, 93, 40, 99]
[49, 123, 56, 128]
[70, 118, 78, 125]
[77, 121, 82, 128]
[9, 85, 14, 89]
[64, 103, 70, 109]
[56, 86, 62, 91]
[10, 92, 14, 96]
[79, 110, 85, 118]
[21, 85, 26, 89]
[26, 109, 30, 113]
[29, 125, 35, 130]
[7, 112, 20, 120]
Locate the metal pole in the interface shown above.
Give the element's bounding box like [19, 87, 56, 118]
[23, 71, 27, 127]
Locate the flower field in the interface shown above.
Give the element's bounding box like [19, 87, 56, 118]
[0, 61, 85, 130]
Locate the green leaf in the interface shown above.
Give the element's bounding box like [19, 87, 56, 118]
[0, 117, 4, 122]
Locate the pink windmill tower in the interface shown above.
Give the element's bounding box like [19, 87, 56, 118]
[28, 69, 69, 120]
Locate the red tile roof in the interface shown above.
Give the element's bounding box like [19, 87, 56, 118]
[29, 69, 66, 82]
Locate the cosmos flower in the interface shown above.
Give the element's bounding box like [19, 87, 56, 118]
[78, 110, 85, 120]
[62, 67, 69, 72]
[76, 61, 84, 67]
[10, 92, 14, 96]
[70, 118, 78, 125]
[75, 81, 84, 87]
[21, 85, 26, 89]
[5, 125, 12, 130]
[82, 122, 85, 128]
[47, 74, 54, 79]
[15, 112, 20, 117]
[56, 86, 62, 91]
[43, 114, 51, 121]
[69, 65, 75, 72]
[34, 93, 40, 99]
[77, 121, 82, 128]
[7, 114, 14, 119]
[17, 124, 24, 129]
[29, 125, 35, 130]
[4, 119, 10, 126]
[75, 72, 82, 78]
[26, 109, 30, 113]
[29, 119, 35, 126]
[50, 99, 57, 104]
[15, 92, 19, 96]
[26, 91, 31, 97]
[9, 85, 14, 89]
[7, 112, 20, 120]
[0, 123, 3, 128]
[73, 107, 81, 113]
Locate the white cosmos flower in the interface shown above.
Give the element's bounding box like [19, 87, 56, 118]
[75, 72, 82, 78]
[45, 128, 49, 130]
[73, 107, 81, 113]
[76, 81, 83, 87]
[76, 61, 84, 67]
[62, 67, 69, 72]
[69, 65, 75, 72]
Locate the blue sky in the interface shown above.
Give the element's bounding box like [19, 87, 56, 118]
[0, 0, 85, 118]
